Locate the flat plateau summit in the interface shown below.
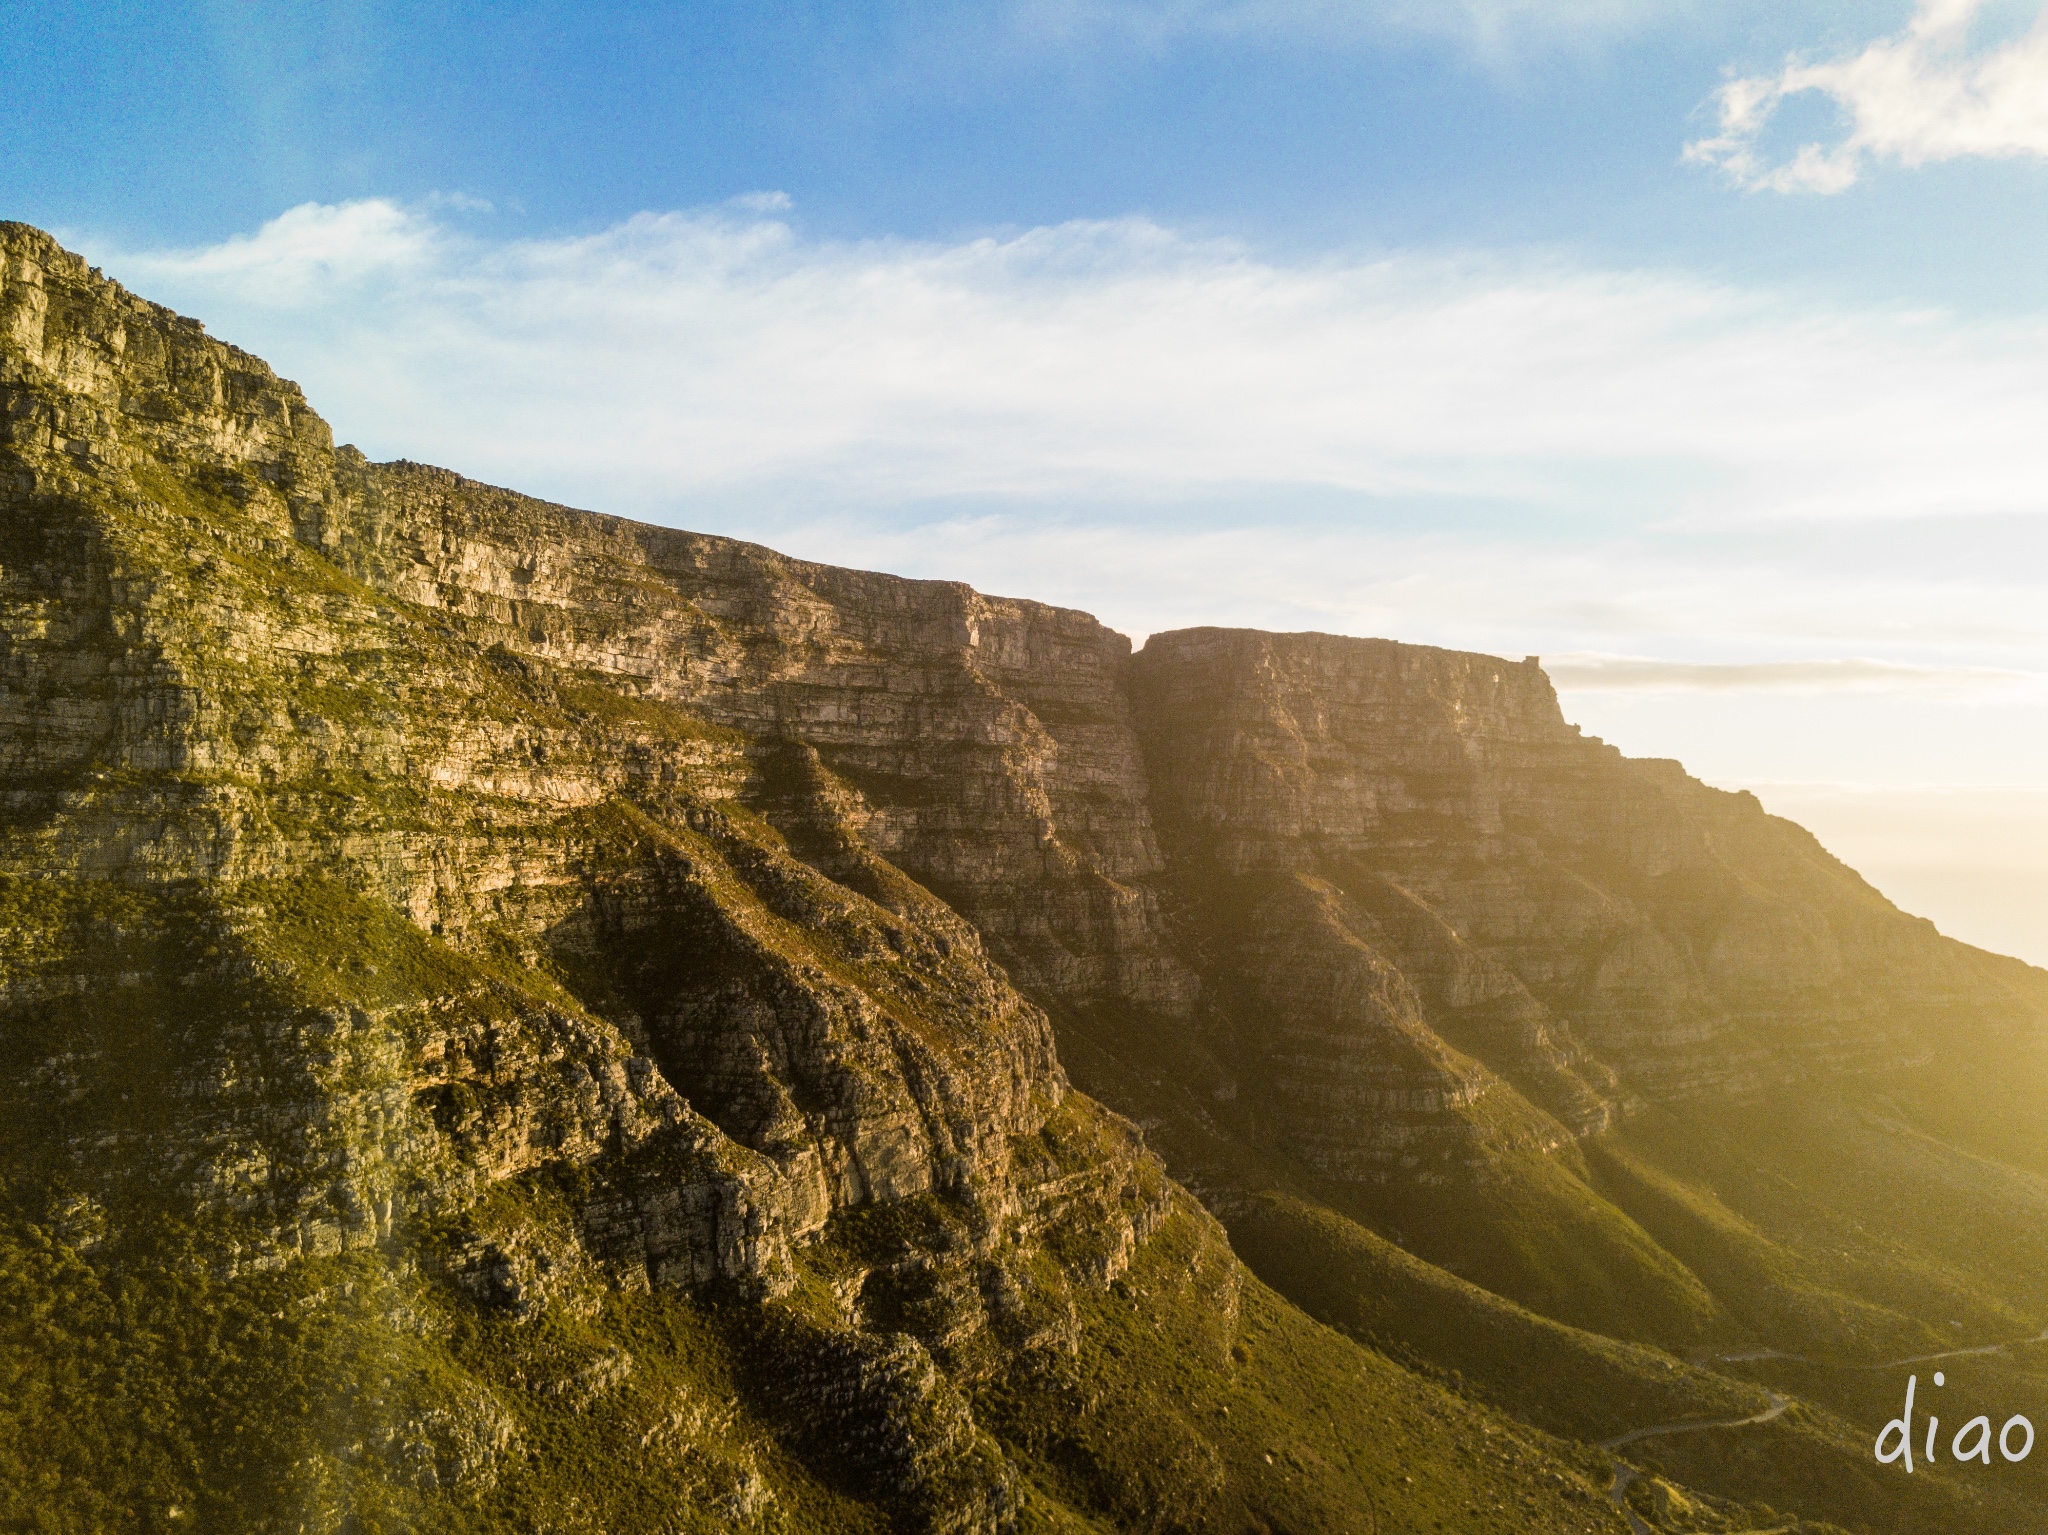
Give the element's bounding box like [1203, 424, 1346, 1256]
[7, 219, 2048, 1533]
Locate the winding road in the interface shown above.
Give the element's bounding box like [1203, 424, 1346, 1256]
[1592, 1322, 2048, 1533]
[1598, 1390, 1791, 1454]
[1597, 1393, 1791, 1534]
[1711, 1325, 2048, 1373]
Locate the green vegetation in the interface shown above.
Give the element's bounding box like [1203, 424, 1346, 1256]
[1226, 1189, 1755, 1443]
[1340, 1144, 1729, 1352]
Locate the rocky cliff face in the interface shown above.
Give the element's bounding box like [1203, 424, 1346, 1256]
[311, 456, 1198, 1023]
[1121, 628, 2048, 1179]
[0, 220, 1188, 1535]
[10, 219, 2048, 1535]
[0, 219, 1085, 1295]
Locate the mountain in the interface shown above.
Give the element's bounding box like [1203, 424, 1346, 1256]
[6, 217, 2048, 1534]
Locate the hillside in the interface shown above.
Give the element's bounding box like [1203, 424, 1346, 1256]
[6, 217, 2048, 1533]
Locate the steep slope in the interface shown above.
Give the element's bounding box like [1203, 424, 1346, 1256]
[1096, 628, 2048, 1528]
[1128, 627, 2045, 1095]
[0, 223, 1658, 1533]
[1113, 625, 2048, 1334]
[9, 216, 2048, 1534]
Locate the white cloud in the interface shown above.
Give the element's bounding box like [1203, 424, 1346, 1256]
[1688, 0, 2048, 192]
[94, 198, 2048, 529]
[133, 199, 439, 300]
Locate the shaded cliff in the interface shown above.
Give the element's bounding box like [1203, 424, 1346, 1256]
[1105, 627, 2048, 1406]
[8, 218, 2048, 1534]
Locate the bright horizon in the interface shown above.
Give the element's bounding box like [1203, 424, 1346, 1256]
[6, 0, 2045, 962]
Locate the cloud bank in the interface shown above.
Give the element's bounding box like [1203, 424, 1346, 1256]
[1688, 0, 2048, 192]
[99, 198, 2048, 526]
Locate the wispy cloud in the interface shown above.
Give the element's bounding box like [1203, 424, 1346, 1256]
[138, 198, 442, 296]
[1010, 0, 1678, 58]
[1544, 654, 2035, 695]
[1688, 0, 2048, 192]
[769, 512, 2048, 666]
[94, 198, 2048, 528]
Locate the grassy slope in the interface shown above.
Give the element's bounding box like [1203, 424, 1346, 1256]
[1007, 1200, 1627, 1535]
[1123, 862, 1739, 1356]
[1334, 1144, 1727, 1352]
[1051, 990, 2048, 1531]
[1605, 1099, 2048, 1352]
[0, 1176, 1647, 1535]
[1224, 1189, 1758, 1445]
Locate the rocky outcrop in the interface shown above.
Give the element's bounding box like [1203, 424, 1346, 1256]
[0, 217, 1216, 1535]
[14, 208, 2047, 1228]
[313, 456, 1199, 1021]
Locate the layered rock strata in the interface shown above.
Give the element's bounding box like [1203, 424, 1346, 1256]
[312, 456, 1199, 1022]
[1126, 627, 2048, 1173]
[0, 219, 1218, 1533]
[14, 211, 2046, 1220]
[11, 217, 2048, 1533]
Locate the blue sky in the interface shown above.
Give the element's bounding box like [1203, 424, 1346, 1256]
[15, 1, 2048, 305]
[6, 0, 2048, 959]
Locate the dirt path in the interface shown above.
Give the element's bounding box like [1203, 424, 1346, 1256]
[1599, 1393, 1790, 1534]
[1712, 1325, 2048, 1373]
[1602, 1456, 1796, 1535]
[1598, 1390, 1790, 1453]
[1589, 1323, 2048, 1531]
